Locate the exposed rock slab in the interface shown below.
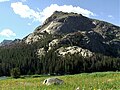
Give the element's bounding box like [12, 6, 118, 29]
[57, 46, 93, 57]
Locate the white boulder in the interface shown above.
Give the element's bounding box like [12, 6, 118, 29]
[43, 77, 64, 85]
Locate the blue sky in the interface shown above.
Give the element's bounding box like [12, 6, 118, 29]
[0, 0, 120, 42]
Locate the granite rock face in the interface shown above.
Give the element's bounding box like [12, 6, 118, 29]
[56, 46, 93, 57]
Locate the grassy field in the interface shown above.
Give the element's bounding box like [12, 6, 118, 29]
[0, 72, 120, 90]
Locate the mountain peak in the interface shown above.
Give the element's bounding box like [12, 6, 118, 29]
[0, 39, 21, 46]
[35, 11, 93, 35]
[53, 11, 65, 14]
[53, 11, 83, 15]
[42, 11, 84, 26]
[0, 40, 13, 46]
[24, 11, 120, 57]
[52, 11, 82, 16]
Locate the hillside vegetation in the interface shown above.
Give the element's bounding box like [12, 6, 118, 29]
[0, 72, 120, 90]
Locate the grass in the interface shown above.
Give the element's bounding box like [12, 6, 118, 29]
[0, 72, 120, 90]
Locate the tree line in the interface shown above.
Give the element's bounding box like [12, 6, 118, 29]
[0, 33, 120, 76]
[0, 43, 119, 76]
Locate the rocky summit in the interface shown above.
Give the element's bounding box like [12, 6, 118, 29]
[24, 11, 120, 58]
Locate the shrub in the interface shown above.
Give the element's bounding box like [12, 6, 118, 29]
[10, 68, 20, 78]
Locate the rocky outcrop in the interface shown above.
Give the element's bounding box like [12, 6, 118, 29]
[43, 77, 64, 85]
[37, 48, 46, 57]
[56, 46, 93, 57]
[25, 33, 44, 44]
[48, 39, 59, 50]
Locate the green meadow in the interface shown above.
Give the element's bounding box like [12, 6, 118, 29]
[0, 72, 120, 90]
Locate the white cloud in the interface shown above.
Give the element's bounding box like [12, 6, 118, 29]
[0, 0, 9, 2]
[0, 29, 16, 37]
[40, 4, 95, 22]
[11, 2, 95, 23]
[108, 15, 114, 18]
[21, 0, 27, 2]
[11, 2, 40, 22]
[28, 23, 31, 26]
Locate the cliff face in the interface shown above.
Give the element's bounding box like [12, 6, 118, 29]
[23, 11, 120, 57]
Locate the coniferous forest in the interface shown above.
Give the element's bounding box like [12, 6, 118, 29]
[0, 36, 120, 76]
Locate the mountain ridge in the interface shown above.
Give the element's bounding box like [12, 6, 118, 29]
[0, 39, 21, 46]
[23, 11, 120, 58]
[0, 11, 120, 57]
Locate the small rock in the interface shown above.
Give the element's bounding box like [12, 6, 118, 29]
[76, 87, 80, 90]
